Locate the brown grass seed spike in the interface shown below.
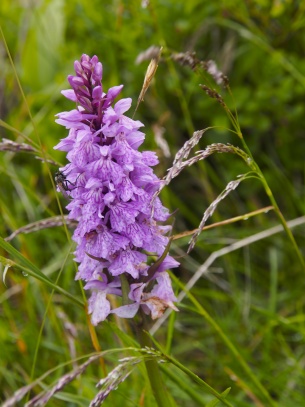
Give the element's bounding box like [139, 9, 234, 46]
[134, 47, 162, 115]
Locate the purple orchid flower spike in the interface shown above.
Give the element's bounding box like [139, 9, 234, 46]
[54, 54, 179, 325]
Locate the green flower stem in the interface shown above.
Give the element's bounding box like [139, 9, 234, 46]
[120, 274, 132, 305]
[137, 312, 174, 407]
[238, 132, 305, 270]
[121, 273, 173, 406]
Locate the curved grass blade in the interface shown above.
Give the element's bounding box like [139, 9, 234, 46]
[0, 236, 83, 307]
[168, 274, 277, 407]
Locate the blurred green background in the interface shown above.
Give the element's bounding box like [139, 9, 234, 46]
[1, 0, 305, 406]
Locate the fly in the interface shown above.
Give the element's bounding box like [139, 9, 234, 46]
[55, 171, 74, 200]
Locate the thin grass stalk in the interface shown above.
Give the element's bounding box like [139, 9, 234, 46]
[159, 365, 207, 406]
[147, 334, 234, 406]
[170, 274, 278, 407]
[161, 354, 234, 407]
[28, 248, 71, 400]
[237, 131, 305, 270]
[220, 83, 305, 271]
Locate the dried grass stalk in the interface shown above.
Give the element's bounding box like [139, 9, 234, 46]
[159, 129, 207, 190]
[188, 178, 243, 253]
[0, 138, 58, 165]
[152, 123, 171, 158]
[160, 141, 244, 195]
[90, 349, 164, 407]
[89, 357, 141, 407]
[25, 355, 100, 407]
[5, 216, 77, 241]
[135, 45, 161, 64]
[172, 51, 229, 87]
[134, 47, 162, 113]
[3, 355, 100, 407]
[0, 138, 36, 153]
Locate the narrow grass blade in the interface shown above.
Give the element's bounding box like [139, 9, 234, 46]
[0, 236, 83, 307]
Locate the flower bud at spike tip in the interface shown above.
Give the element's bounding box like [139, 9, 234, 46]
[92, 86, 102, 100]
[74, 60, 84, 77]
[93, 62, 103, 82]
[54, 54, 179, 325]
[71, 76, 85, 87]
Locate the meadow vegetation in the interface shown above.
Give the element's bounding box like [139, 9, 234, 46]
[1, 1, 305, 406]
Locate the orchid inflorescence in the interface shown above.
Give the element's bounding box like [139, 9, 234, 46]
[54, 54, 179, 325]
